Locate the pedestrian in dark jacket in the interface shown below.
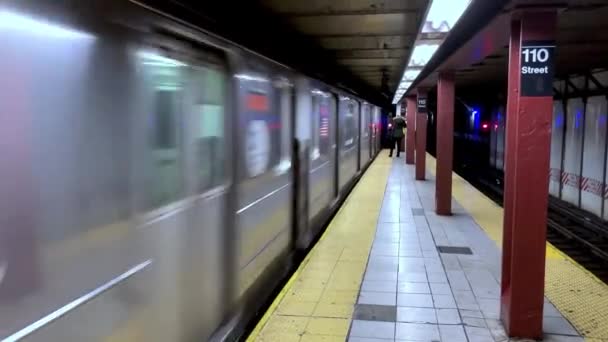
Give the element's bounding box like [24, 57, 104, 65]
[389, 115, 406, 157]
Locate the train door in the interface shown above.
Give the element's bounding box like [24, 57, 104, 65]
[134, 48, 230, 341]
[357, 101, 362, 171]
[332, 93, 340, 198]
[234, 68, 293, 300]
[309, 89, 335, 221]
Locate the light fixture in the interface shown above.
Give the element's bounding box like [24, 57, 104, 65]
[408, 43, 440, 67]
[422, 0, 473, 34]
[390, 0, 473, 97]
[0, 10, 94, 39]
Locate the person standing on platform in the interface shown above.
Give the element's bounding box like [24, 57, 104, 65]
[389, 114, 405, 157]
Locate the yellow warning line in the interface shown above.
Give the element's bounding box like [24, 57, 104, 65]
[425, 153, 608, 342]
[246, 155, 392, 342]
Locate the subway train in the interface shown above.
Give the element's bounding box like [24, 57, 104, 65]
[0, 1, 383, 341]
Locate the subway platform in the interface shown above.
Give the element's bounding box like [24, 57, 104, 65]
[246, 154, 608, 342]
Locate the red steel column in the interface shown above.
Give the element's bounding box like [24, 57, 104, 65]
[436, 72, 455, 215]
[415, 90, 428, 180]
[405, 96, 416, 164]
[501, 11, 557, 339]
[500, 18, 520, 328]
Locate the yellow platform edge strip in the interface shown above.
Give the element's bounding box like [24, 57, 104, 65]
[425, 153, 608, 341]
[246, 155, 393, 342]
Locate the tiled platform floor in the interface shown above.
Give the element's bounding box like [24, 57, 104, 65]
[347, 158, 583, 342]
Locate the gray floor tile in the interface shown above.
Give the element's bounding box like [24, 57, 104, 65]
[454, 290, 479, 310]
[350, 320, 396, 339]
[373, 242, 400, 251]
[465, 326, 493, 338]
[439, 324, 467, 342]
[427, 271, 448, 283]
[463, 317, 487, 328]
[470, 286, 500, 300]
[543, 316, 579, 336]
[446, 270, 471, 290]
[371, 247, 400, 257]
[543, 301, 563, 317]
[412, 208, 425, 216]
[485, 318, 508, 341]
[467, 335, 495, 342]
[365, 271, 399, 282]
[398, 263, 426, 273]
[399, 249, 423, 257]
[353, 304, 397, 322]
[432, 294, 457, 309]
[459, 309, 484, 319]
[398, 271, 428, 283]
[377, 223, 401, 232]
[359, 291, 397, 306]
[396, 307, 437, 324]
[424, 263, 445, 274]
[374, 235, 401, 243]
[395, 322, 440, 341]
[362, 280, 397, 293]
[477, 298, 500, 319]
[368, 263, 399, 272]
[429, 283, 451, 295]
[348, 338, 394, 342]
[397, 293, 434, 308]
[436, 308, 461, 325]
[397, 282, 430, 294]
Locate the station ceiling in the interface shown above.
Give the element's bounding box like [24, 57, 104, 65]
[259, 0, 429, 95]
[409, 0, 608, 93]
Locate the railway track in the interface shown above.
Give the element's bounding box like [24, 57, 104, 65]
[456, 165, 608, 283]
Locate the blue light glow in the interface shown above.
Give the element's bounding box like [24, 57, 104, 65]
[575, 111, 582, 129]
[555, 113, 564, 128]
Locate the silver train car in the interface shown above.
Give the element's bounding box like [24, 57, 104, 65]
[0, 1, 383, 341]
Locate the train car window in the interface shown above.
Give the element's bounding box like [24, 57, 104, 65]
[312, 91, 332, 159]
[342, 100, 357, 148]
[191, 66, 226, 192]
[239, 74, 284, 178]
[277, 79, 292, 173]
[138, 52, 187, 210]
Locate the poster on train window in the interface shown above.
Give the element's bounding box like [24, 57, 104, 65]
[246, 120, 271, 177]
[244, 90, 272, 177]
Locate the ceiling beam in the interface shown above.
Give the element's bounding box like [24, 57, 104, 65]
[278, 9, 419, 17]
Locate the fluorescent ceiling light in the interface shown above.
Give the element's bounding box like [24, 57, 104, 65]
[409, 43, 440, 67]
[402, 69, 421, 82]
[422, 0, 472, 33]
[399, 81, 412, 89]
[0, 10, 94, 39]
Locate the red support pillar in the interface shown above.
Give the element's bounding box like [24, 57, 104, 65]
[435, 72, 455, 215]
[405, 96, 416, 164]
[500, 10, 557, 339]
[415, 90, 428, 180]
[500, 18, 520, 329]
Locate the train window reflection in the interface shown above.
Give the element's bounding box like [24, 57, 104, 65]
[312, 93, 332, 159]
[277, 82, 292, 173]
[342, 101, 357, 148]
[191, 66, 226, 192]
[139, 52, 186, 210]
